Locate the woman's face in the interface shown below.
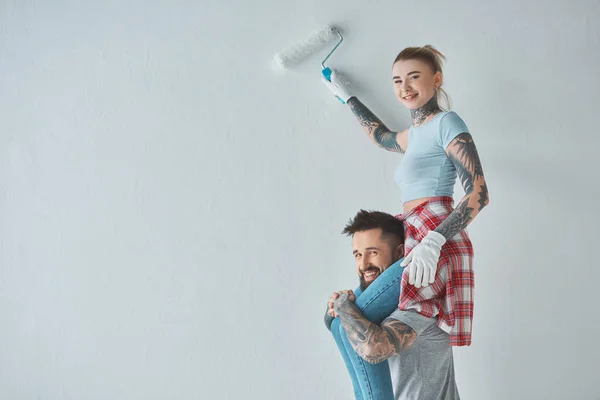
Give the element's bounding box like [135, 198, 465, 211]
[392, 59, 442, 110]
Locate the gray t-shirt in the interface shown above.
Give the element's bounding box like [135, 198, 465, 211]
[386, 309, 460, 400]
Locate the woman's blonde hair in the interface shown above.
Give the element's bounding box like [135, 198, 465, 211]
[393, 45, 451, 110]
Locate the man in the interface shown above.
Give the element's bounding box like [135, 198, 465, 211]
[325, 210, 460, 400]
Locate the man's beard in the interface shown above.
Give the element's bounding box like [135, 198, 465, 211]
[359, 266, 383, 291]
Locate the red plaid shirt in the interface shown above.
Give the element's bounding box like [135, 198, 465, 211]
[396, 196, 475, 346]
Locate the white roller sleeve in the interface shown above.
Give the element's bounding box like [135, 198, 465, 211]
[274, 25, 337, 69]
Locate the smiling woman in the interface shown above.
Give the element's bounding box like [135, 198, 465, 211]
[392, 45, 451, 117]
[321, 45, 489, 400]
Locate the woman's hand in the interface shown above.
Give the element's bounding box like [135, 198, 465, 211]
[400, 230, 446, 288]
[321, 69, 353, 103]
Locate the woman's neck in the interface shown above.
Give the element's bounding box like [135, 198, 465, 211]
[411, 95, 441, 126]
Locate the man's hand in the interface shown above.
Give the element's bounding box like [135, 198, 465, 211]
[327, 290, 355, 318]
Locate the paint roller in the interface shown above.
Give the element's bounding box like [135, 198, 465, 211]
[274, 25, 347, 103]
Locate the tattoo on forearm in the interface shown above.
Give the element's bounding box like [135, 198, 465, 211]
[346, 98, 404, 153]
[436, 198, 474, 239]
[333, 294, 416, 363]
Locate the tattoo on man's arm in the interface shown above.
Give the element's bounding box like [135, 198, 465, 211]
[333, 293, 416, 363]
[346, 98, 404, 153]
[382, 318, 417, 356]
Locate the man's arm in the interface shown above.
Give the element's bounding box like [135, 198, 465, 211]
[332, 292, 416, 364]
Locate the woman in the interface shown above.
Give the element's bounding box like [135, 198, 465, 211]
[323, 45, 489, 399]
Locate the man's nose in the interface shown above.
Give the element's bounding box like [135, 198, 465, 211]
[359, 256, 371, 271]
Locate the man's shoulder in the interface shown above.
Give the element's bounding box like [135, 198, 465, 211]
[386, 309, 443, 337]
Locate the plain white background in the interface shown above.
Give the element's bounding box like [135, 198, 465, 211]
[1, 0, 600, 399]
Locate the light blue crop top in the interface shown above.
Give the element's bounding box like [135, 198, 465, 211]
[394, 111, 469, 203]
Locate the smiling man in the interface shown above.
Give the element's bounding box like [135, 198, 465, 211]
[353, 218, 403, 291]
[324, 210, 406, 400]
[325, 210, 461, 400]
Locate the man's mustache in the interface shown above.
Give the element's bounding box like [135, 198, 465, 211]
[360, 266, 382, 275]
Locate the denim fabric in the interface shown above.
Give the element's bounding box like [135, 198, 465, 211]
[329, 258, 404, 400]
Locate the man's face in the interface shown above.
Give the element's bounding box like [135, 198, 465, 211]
[352, 228, 404, 291]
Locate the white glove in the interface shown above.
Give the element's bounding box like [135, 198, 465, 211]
[400, 230, 447, 288]
[321, 69, 353, 103]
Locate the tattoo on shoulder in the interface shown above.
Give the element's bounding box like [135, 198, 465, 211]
[347, 98, 404, 153]
[382, 318, 417, 354]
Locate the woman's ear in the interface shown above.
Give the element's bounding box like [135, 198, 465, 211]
[434, 71, 443, 89]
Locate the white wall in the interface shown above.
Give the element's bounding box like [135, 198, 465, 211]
[1, 0, 600, 399]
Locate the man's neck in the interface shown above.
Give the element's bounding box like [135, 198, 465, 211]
[411, 95, 441, 126]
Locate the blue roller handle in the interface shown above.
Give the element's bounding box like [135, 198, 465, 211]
[322, 67, 346, 104]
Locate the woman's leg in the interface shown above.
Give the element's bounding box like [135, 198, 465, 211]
[332, 258, 405, 400]
[330, 318, 364, 400]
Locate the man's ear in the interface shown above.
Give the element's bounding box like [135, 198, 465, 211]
[395, 243, 405, 260]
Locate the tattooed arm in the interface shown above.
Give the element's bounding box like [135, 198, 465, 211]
[346, 97, 407, 153]
[332, 292, 417, 364]
[435, 132, 489, 239]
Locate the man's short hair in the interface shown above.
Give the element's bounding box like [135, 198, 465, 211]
[342, 210, 405, 245]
